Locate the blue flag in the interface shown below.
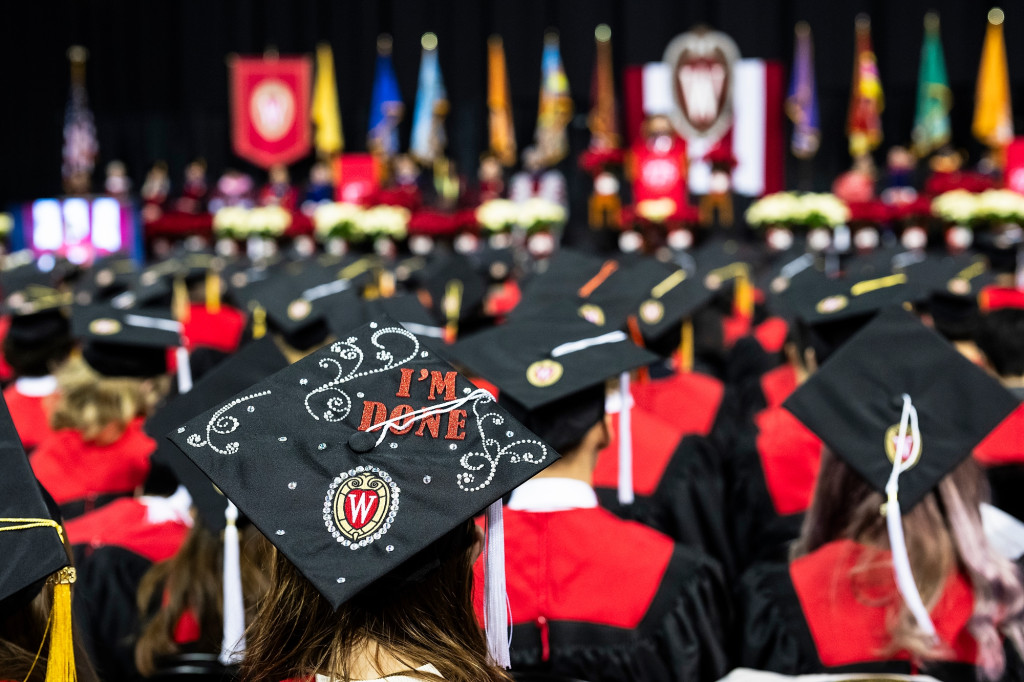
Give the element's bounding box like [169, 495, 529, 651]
[368, 39, 403, 157]
[786, 22, 820, 159]
[410, 34, 448, 163]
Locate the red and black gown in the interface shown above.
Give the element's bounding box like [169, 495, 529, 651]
[31, 417, 154, 519]
[2, 379, 56, 452]
[736, 539, 1024, 681]
[477, 490, 731, 682]
[975, 402, 1024, 522]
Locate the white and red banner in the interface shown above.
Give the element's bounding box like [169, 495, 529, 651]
[624, 58, 785, 197]
[230, 56, 312, 168]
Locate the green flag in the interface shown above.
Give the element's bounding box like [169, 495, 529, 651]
[912, 12, 951, 156]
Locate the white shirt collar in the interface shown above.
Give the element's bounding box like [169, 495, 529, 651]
[507, 477, 598, 512]
[14, 375, 58, 397]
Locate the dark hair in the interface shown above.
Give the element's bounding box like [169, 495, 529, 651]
[241, 519, 509, 682]
[795, 450, 1024, 679]
[135, 522, 272, 676]
[975, 309, 1024, 378]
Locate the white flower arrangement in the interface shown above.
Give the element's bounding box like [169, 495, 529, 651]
[517, 198, 567, 235]
[931, 189, 1024, 225]
[930, 189, 978, 224]
[745, 192, 849, 228]
[0, 213, 12, 237]
[213, 206, 292, 239]
[475, 199, 520, 233]
[313, 202, 364, 241]
[352, 205, 410, 241]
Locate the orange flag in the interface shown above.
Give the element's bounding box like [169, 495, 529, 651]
[487, 36, 517, 166]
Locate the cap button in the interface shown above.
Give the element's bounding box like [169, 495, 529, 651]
[348, 431, 377, 453]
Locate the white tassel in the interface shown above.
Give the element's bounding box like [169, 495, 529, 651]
[483, 499, 511, 669]
[219, 501, 247, 665]
[617, 371, 634, 506]
[176, 346, 193, 395]
[885, 394, 937, 639]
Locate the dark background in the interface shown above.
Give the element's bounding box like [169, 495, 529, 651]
[2, 0, 1023, 207]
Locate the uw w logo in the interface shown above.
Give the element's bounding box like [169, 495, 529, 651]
[330, 470, 394, 544]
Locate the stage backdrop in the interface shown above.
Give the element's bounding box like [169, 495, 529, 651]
[5, 0, 1024, 220]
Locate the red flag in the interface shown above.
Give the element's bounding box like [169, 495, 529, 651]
[230, 56, 313, 168]
[846, 15, 884, 157]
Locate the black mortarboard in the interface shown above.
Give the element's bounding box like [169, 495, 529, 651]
[166, 316, 558, 609]
[74, 254, 138, 304]
[363, 294, 444, 342]
[147, 338, 290, 531]
[784, 307, 1019, 512]
[72, 304, 182, 377]
[451, 316, 659, 451]
[417, 251, 487, 325]
[0, 396, 70, 610]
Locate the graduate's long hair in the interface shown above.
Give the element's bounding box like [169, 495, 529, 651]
[49, 355, 170, 443]
[134, 521, 272, 676]
[795, 449, 1024, 680]
[241, 519, 509, 682]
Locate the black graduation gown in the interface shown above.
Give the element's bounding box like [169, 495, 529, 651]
[490, 505, 732, 682]
[735, 541, 1024, 682]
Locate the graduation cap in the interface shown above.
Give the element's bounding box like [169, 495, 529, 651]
[166, 316, 558, 666]
[74, 254, 138, 304]
[417, 251, 487, 340]
[784, 307, 1018, 640]
[0, 395, 78, 681]
[897, 253, 994, 341]
[72, 304, 185, 380]
[452, 316, 659, 452]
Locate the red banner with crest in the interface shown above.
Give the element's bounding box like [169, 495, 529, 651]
[230, 56, 312, 168]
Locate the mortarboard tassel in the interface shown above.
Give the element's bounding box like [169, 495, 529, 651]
[678, 319, 694, 373]
[617, 371, 634, 506]
[483, 499, 511, 669]
[733, 269, 754, 320]
[173, 277, 191, 324]
[219, 501, 247, 665]
[443, 280, 463, 345]
[175, 346, 193, 395]
[44, 566, 77, 682]
[206, 270, 221, 314]
[884, 394, 938, 641]
[252, 304, 267, 340]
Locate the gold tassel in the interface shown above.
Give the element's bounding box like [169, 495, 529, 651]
[252, 304, 267, 340]
[443, 280, 463, 344]
[173, 277, 191, 323]
[43, 567, 77, 682]
[205, 271, 221, 314]
[733, 271, 754, 320]
[679, 319, 694, 373]
[378, 271, 396, 299]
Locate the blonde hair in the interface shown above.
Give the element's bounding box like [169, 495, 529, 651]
[49, 355, 170, 443]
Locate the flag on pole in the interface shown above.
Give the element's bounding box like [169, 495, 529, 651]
[410, 33, 448, 164]
[588, 24, 619, 151]
[367, 35, 403, 158]
[311, 42, 343, 157]
[785, 22, 820, 159]
[912, 13, 951, 157]
[535, 32, 573, 164]
[846, 15, 884, 158]
[973, 7, 1013, 153]
[62, 46, 98, 191]
[487, 36, 517, 166]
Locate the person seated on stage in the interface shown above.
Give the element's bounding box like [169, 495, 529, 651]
[258, 163, 298, 211]
[163, 318, 555, 682]
[30, 306, 177, 520]
[1, 283, 73, 452]
[454, 316, 731, 682]
[736, 308, 1024, 681]
[303, 161, 335, 209]
[174, 158, 209, 214]
[0, 397, 99, 682]
[972, 287, 1024, 522]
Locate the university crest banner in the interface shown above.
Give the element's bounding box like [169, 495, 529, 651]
[230, 56, 312, 168]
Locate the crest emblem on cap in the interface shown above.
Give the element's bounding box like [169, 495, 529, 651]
[89, 318, 122, 336]
[815, 294, 849, 315]
[325, 467, 399, 549]
[884, 424, 922, 469]
[578, 304, 605, 326]
[526, 359, 563, 388]
[639, 299, 665, 325]
[288, 298, 313, 321]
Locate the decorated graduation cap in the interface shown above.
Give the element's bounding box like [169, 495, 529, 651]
[72, 304, 192, 391]
[784, 307, 1018, 640]
[167, 316, 559, 667]
[0, 395, 78, 681]
[452, 315, 659, 453]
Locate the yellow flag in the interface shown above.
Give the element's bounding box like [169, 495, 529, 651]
[487, 36, 516, 166]
[312, 42, 343, 156]
[973, 8, 1013, 150]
